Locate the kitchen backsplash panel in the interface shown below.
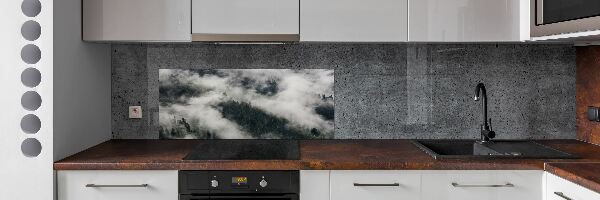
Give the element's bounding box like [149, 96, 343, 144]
[112, 43, 576, 139]
[158, 69, 335, 139]
[576, 46, 600, 145]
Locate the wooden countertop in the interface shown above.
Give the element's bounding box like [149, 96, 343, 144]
[54, 139, 600, 171]
[55, 139, 600, 194]
[545, 162, 600, 194]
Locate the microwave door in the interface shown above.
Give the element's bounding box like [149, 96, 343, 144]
[538, 0, 600, 25]
[532, 0, 600, 37]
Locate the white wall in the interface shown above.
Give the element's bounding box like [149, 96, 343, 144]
[0, 0, 54, 199]
[0, 0, 110, 199]
[53, 0, 112, 161]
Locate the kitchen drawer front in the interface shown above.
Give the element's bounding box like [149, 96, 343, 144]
[545, 172, 600, 200]
[421, 170, 543, 200]
[57, 170, 178, 200]
[330, 170, 420, 200]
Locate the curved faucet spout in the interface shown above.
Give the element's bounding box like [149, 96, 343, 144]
[474, 83, 494, 142]
[474, 83, 487, 126]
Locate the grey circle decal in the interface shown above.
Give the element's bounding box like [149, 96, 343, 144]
[21, 0, 41, 17]
[21, 68, 41, 87]
[21, 20, 41, 41]
[21, 91, 42, 111]
[20, 114, 41, 134]
[21, 44, 41, 64]
[21, 138, 42, 157]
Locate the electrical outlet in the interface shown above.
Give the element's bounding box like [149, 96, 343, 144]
[129, 106, 142, 119]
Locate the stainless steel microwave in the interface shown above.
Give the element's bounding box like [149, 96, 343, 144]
[532, 0, 600, 37]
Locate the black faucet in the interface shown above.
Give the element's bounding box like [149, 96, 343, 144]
[474, 83, 495, 142]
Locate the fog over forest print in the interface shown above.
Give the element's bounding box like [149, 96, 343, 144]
[159, 69, 334, 139]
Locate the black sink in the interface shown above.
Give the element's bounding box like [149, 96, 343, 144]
[412, 140, 578, 160]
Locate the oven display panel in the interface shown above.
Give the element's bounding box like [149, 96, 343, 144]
[232, 177, 248, 187]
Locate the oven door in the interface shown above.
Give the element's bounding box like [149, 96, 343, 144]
[532, 0, 600, 37]
[180, 194, 299, 200]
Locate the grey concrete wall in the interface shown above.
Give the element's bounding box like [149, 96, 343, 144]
[112, 43, 576, 139]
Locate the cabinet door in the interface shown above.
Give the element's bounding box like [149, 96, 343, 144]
[82, 0, 191, 41]
[301, 0, 408, 42]
[57, 170, 178, 200]
[421, 170, 543, 200]
[300, 171, 330, 200]
[409, 0, 528, 42]
[545, 172, 600, 200]
[330, 170, 420, 200]
[191, 0, 299, 40]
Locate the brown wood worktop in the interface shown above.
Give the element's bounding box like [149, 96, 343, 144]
[54, 139, 600, 171]
[545, 162, 600, 194]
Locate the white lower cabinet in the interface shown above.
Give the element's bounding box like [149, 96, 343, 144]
[421, 170, 543, 200]
[301, 170, 330, 200]
[56, 170, 599, 200]
[309, 170, 544, 200]
[330, 170, 421, 200]
[56, 170, 178, 200]
[545, 172, 600, 200]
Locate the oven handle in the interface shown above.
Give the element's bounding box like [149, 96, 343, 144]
[180, 194, 298, 200]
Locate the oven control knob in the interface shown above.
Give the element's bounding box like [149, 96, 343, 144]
[211, 180, 219, 188]
[259, 179, 268, 188]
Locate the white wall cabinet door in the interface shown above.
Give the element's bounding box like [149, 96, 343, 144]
[192, 0, 299, 41]
[83, 0, 191, 42]
[301, 0, 408, 42]
[421, 170, 543, 200]
[57, 170, 178, 200]
[409, 0, 529, 42]
[330, 170, 420, 200]
[545, 172, 600, 200]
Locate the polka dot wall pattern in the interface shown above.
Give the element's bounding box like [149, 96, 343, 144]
[20, 0, 42, 157]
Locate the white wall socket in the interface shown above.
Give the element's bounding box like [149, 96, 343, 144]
[129, 106, 142, 119]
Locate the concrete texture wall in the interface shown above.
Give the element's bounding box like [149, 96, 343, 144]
[112, 43, 576, 139]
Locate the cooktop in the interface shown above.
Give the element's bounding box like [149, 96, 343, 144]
[183, 140, 300, 160]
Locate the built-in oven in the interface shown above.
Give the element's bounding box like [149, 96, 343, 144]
[179, 171, 299, 200]
[532, 0, 600, 37]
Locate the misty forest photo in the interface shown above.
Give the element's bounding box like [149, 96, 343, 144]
[159, 69, 334, 139]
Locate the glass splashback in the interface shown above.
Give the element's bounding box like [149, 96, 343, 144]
[158, 69, 334, 139]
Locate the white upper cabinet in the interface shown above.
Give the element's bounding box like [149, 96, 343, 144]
[82, 0, 191, 42]
[191, 0, 300, 41]
[80, 0, 533, 42]
[409, 0, 530, 42]
[300, 0, 408, 42]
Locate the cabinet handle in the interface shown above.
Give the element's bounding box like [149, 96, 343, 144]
[85, 184, 149, 188]
[451, 182, 514, 188]
[353, 183, 400, 187]
[554, 192, 573, 200]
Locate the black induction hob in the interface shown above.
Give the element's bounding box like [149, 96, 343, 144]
[183, 140, 300, 160]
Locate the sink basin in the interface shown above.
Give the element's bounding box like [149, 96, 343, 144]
[412, 140, 578, 160]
